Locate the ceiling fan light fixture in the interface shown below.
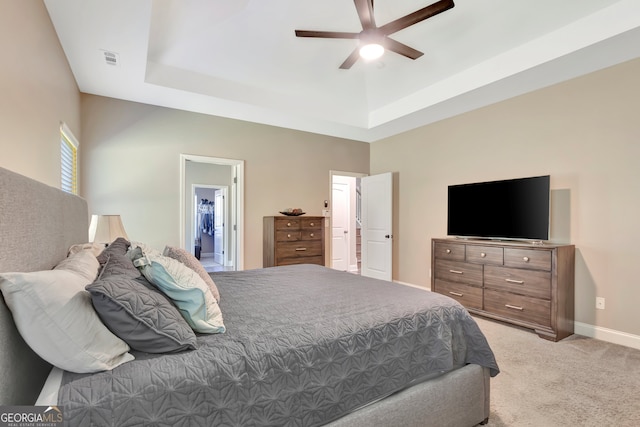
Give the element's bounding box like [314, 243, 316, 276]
[359, 43, 384, 60]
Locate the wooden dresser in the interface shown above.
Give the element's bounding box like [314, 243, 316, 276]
[263, 216, 325, 267]
[431, 238, 575, 341]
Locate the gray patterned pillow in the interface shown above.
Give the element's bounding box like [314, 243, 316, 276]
[86, 254, 198, 353]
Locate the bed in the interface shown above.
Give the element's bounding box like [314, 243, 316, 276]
[0, 166, 499, 427]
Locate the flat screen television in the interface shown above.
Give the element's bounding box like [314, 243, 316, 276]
[447, 175, 550, 241]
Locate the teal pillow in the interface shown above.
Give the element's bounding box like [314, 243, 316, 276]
[129, 247, 225, 334]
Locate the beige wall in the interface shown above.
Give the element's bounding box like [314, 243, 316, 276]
[0, 0, 81, 188]
[80, 95, 370, 269]
[371, 57, 640, 337]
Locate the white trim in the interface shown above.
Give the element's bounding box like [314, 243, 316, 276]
[179, 154, 244, 270]
[60, 122, 79, 148]
[574, 321, 640, 351]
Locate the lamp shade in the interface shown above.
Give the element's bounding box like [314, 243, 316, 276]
[89, 215, 129, 244]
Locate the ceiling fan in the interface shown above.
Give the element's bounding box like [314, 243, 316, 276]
[295, 0, 455, 69]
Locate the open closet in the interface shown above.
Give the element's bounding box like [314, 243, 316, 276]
[194, 197, 214, 259]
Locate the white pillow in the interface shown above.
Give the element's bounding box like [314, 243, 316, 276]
[68, 242, 106, 258]
[0, 269, 134, 373]
[130, 247, 225, 334]
[54, 249, 101, 282]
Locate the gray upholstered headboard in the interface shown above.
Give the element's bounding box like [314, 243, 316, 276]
[0, 166, 89, 405]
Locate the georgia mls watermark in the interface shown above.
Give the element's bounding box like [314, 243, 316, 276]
[0, 406, 63, 427]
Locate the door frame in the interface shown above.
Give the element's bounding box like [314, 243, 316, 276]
[180, 154, 244, 270]
[190, 184, 229, 266]
[329, 170, 367, 272]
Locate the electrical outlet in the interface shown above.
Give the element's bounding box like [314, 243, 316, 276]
[596, 297, 605, 310]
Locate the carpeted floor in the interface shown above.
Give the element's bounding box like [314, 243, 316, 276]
[474, 316, 640, 427]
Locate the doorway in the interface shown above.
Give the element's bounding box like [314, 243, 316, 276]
[193, 185, 228, 272]
[330, 171, 366, 274]
[180, 154, 245, 271]
[330, 170, 393, 281]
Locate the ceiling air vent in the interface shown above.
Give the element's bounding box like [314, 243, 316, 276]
[103, 50, 120, 66]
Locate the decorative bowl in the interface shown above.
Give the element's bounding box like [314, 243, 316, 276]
[279, 210, 306, 216]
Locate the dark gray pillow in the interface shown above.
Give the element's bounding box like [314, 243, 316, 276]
[99, 251, 141, 279]
[86, 256, 198, 353]
[97, 237, 131, 264]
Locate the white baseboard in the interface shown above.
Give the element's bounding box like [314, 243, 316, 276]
[394, 282, 640, 351]
[574, 321, 640, 351]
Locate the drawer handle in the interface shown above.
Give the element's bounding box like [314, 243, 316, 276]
[287, 222, 292, 227]
[446, 249, 451, 254]
[449, 270, 463, 274]
[295, 248, 307, 251]
[523, 256, 530, 262]
[309, 222, 315, 226]
[505, 278, 524, 284]
[449, 291, 463, 297]
[309, 233, 314, 237]
[481, 252, 486, 258]
[505, 304, 524, 311]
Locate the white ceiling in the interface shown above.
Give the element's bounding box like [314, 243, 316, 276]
[45, 0, 640, 143]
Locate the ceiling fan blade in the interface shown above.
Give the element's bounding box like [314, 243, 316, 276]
[295, 30, 360, 39]
[383, 37, 424, 60]
[379, 0, 454, 36]
[339, 49, 361, 69]
[354, 0, 376, 30]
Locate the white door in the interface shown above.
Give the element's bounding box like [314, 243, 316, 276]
[213, 189, 225, 265]
[361, 172, 393, 281]
[331, 181, 349, 271]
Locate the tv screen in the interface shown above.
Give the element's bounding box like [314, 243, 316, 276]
[447, 175, 550, 241]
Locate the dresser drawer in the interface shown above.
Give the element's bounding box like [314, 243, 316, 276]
[300, 218, 322, 229]
[299, 229, 321, 240]
[276, 241, 323, 259]
[484, 265, 551, 299]
[434, 279, 483, 310]
[277, 256, 324, 266]
[504, 248, 551, 271]
[434, 260, 483, 286]
[433, 242, 465, 261]
[276, 230, 301, 241]
[484, 289, 551, 327]
[274, 218, 301, 230]
[466, 245, 503, 265]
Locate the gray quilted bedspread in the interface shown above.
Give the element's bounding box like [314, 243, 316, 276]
[59, 264, 499, 426]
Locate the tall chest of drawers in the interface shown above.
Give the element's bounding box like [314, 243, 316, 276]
[263, 216, 325, 267]
[431, 238, 575, 341]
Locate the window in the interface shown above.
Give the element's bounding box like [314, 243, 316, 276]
[60, 123, 79, 194]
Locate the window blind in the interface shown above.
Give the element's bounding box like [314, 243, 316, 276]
[60, 123, 78, 194]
